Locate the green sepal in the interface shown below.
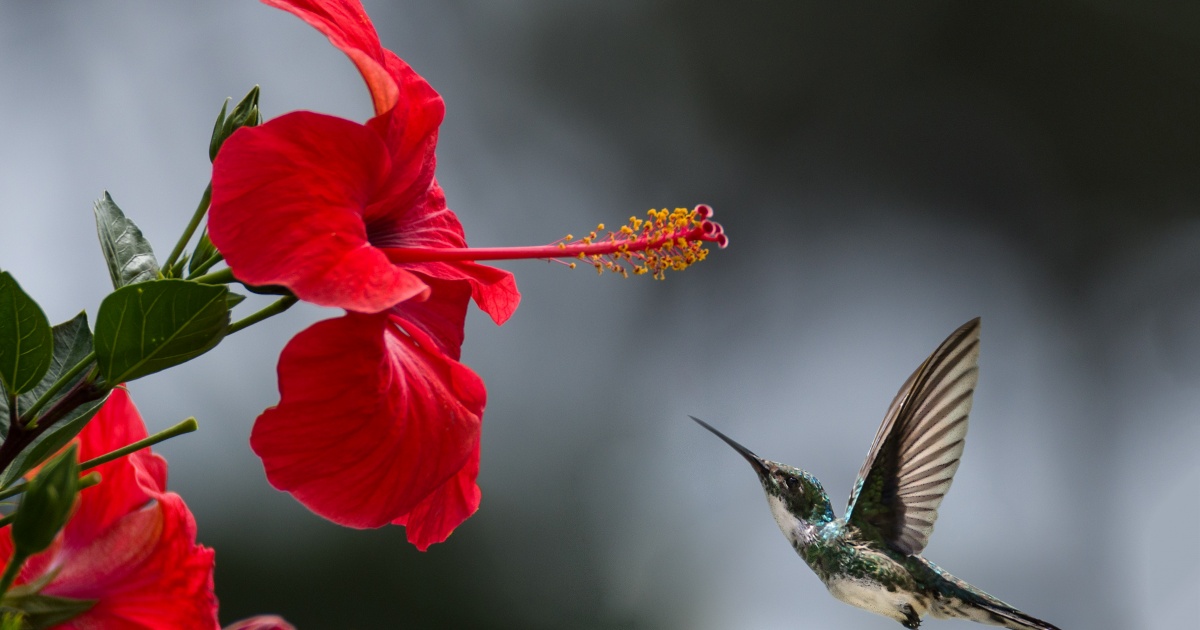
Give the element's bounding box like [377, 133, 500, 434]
[209, 85, 260, 162]
[0, 273, 53, 397]
[0, 392, 109, 491]
[167, 256, 189, 281]
[94, 280, 229, 384]
[0, 611, 22, 630]
[209, 99, 228, 160]
[1, 582, 96, 629]
[11, 445, 79, 556]
[93, 192, 159, 289]
[187, 230, 219, 275]
[225, 291, 246, 310]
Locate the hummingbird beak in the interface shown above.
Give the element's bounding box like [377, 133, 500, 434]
[690, 416, 770, 478]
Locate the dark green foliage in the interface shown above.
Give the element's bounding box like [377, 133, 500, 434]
[0, 273, 52, 398]
[94, 279, 229, 384]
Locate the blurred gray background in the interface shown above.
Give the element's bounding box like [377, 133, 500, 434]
[1, 1, 1197, 628]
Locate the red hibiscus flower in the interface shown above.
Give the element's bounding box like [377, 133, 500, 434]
[208, 0, 724, 549]
[0, 388, 218, 629]
[209, 0, 513, 550]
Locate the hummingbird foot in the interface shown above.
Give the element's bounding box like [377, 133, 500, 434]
[901, 604, 921, 629]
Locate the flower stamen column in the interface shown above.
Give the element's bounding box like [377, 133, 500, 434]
[383, 205, 727, 280]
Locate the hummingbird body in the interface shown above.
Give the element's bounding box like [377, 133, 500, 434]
[693, 319, 1061, 630]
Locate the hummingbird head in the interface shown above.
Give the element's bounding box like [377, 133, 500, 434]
[691, 416, 835, 547]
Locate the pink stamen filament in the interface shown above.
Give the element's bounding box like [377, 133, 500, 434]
[382, 222, 723, 264]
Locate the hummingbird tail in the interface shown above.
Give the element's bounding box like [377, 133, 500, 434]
[929, 587, 1061, 630]
[922, 564, 1060, 630]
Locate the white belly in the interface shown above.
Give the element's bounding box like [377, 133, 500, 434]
[826, 577, 928, 623]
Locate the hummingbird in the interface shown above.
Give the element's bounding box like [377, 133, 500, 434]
[692, 318, 1060, 629]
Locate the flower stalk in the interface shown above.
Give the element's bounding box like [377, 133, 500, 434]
[163, 183, 213, 272]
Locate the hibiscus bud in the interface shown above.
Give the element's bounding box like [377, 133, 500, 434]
[210, 85, 261, 162]
[12, 445, 81, 556]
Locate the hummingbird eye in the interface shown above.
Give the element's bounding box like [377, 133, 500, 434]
[785, 475, 800, 491]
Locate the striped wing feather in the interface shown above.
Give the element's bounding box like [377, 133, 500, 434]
[845, 318, 981, 556]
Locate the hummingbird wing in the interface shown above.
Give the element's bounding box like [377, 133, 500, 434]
[844, 317, 981, 556]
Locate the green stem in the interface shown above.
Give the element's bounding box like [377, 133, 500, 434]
[0, 420, 195, 503]
[0, 550, 26, 595]
[163, 182, 212, 271]
[5, 392, 15, 437]
[191, 268, 235, 285]
[227, 296, 298, 335]
[186, 251, 225, 279]
[0, 484, 26, 503]
[22, 352, 96, 427]
[78, 418, 197, 472]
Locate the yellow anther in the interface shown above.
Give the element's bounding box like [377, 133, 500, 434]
[558, 204, 719, 280]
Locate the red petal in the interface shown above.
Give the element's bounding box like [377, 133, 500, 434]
[370, 182, 522, 327]
[391, 445, 481, 551]
[64, 389, 169, 541]
[47, 494, 218, 629]
[363, 179, 465, 250]
[251, 312, 485, 529]
[260, 0, 397, 115]
[365, 53, 443, 200]
[210, 112, 430, 313]
[391, 273, 470, 360]
[262, 0, 443, 199]
[450, 261, 521, 326]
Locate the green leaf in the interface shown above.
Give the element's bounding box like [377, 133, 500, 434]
[0, 273, 53, 396]
[12, 445, 79, 556]
[19, 313, 93, 414]
[1, 588, 95, 629]
[0, 314, 99, 488]
[94, 279, 229, 384]
[0, 391, 109, 490]
[93, 192, 159, 289]
[0, 312, 94, 441]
